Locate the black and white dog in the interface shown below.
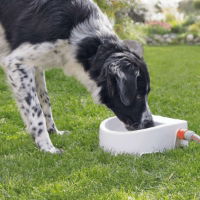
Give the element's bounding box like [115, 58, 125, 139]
[0, 0, 153, 153]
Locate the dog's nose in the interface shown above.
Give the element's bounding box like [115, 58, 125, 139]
[125, 120, 154, 131]
[126, 123, 139, 131]
[143, 120, 154, 128]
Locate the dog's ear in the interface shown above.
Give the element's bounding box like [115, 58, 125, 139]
[109, 65, 138, 106]
[116, 71, 138, 106]
[123, 40, 144, 58]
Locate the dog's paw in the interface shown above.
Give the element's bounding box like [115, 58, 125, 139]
[56, 130, 71, 135]
[36, 140, 64, 154]
[49, 147, 64, 154]
[48, 128, 71, 136]
[40, 145, 64, 154]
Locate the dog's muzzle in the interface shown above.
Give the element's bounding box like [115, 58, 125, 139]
[126, 120, 154, 131]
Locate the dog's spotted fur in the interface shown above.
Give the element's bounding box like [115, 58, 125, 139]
[0, 0, 153, 153]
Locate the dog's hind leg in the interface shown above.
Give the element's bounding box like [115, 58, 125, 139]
[35, 68, 70, 135]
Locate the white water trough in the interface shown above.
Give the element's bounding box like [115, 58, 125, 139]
[99, 115, 188, 155]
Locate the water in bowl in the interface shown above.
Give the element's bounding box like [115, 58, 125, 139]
[105, 117, 162, 132]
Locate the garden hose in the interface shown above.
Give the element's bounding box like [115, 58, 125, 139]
[177, 129, 200, 143]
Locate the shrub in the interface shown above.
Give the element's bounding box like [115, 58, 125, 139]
[182, 16, 197, 27]
[188, 21, 200, 36]
[147, 21, 171, 35]
[115, 18, 147, 43]
[94, 0, 130, 18]
[94, 0, 147, 42]
[171, 24, 186, 34]
[165, 14, 180, 26]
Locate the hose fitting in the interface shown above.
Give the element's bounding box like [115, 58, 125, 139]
[177, 129, 200, 143]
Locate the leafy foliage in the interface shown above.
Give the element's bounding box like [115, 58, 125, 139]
[113, 16, 147, 44]
[94, 0, 146, 42]
[188, 21, 200, 36]
[94, 0, 128, 18]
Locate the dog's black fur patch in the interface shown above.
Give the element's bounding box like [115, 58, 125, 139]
[0, 0, 97, 49]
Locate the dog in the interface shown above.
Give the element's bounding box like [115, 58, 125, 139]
[0, 0, 153, 153]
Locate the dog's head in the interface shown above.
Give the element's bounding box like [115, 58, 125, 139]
[97, 40, 154, 130]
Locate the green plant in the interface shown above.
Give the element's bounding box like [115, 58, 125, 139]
[165, 13, 180, 26]
[94, 0, 129, 18]
[115, 18, 147, 43]
[94, 0, 144, 42]
[147, 25, 171, 36]
[171, 24, 186, 34]
[188, 21, 200, 36]
[182, 16, 197, 27]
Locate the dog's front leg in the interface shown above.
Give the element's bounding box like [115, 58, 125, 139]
[3, 42, 66, 153]
[5, 62, 62, 153]
[35, 68, 70, 135]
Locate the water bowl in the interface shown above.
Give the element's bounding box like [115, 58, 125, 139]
[99, 115, 188, 155]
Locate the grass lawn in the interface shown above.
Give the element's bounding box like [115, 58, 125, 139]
[0, 45, 200, 200]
